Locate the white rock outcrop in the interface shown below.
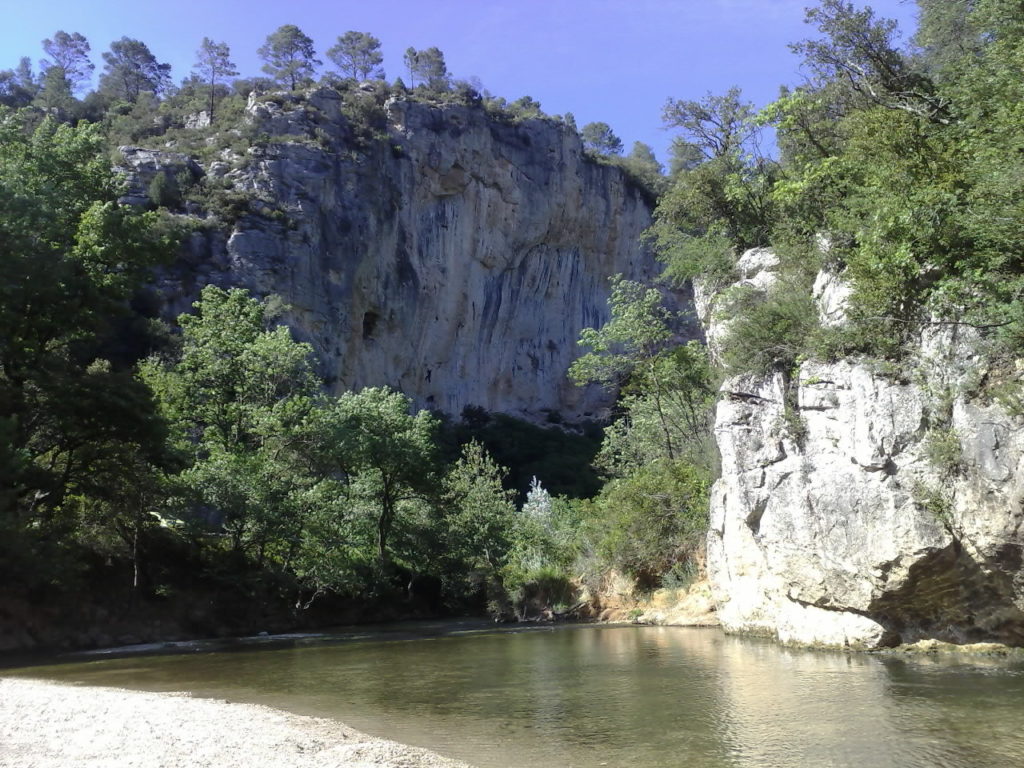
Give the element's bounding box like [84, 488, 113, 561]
[703, 253, 1024, 648]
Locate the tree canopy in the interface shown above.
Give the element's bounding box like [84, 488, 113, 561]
[0, 109, 175, 586]
[258, 25, 320, 90]
[99, 37, 172, 103]
[321, 387, 439, 562]
[327, 32, 384, 81]
[192, 38, 238, 121]
[580, 121, 623, 155]
[403, 46, 449, 90]
[41, 31, 94, 94]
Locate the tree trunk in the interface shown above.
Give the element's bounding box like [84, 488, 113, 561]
[376, 503, 391, 562]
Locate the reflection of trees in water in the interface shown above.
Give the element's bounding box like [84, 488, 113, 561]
[875, 656, 1024, 768]
[278, 625, 733, 765]
[20, 626, 1024, 768]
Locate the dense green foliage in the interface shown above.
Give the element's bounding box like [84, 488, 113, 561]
[12, 0, 1024, 639]
[2, 207, 586, 628]
[742, 0, 1024, 368]
[581, 121, 623, 155]
[0, 23, 663, 639]
[569, 276, 716, 586]
[568, 0, 1024, 592]
[100, 37, 172, 104]
[258, 25, 321, 91]
[0, 109, 176, 592]
[142, 286, 322, 562]
[327, 32, 384, 81]
[582, 459, 709, 589]
[403, 47, 449, 91]
[649, 87, 777, 290]
[642, 0, 1024, 383]
[587, 0, 1024, 601]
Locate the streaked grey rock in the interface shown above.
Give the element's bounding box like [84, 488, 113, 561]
[130, 90, 684, 421]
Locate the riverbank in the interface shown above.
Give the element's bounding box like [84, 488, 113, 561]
[0, 678, 472, 768]
[586, 573, 720, 627]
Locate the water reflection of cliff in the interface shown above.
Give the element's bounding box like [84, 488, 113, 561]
[710, 636, 1024, 768]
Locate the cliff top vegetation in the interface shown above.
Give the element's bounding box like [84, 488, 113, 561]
[0, 25, 665, 200]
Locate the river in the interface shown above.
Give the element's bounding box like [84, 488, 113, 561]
[6, 623, 1024, 767]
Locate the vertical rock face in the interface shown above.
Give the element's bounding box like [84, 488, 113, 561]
[146, 89, 669, 421]
[701, 251, 1024, 648]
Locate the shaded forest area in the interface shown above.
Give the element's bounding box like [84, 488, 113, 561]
[6, 0, 1024, 649]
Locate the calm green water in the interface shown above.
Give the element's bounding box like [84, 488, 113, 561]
[8, 624, 1024, 767]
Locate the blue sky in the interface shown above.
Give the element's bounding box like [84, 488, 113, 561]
[3, 0, 919, 163]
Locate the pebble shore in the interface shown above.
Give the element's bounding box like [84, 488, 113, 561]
[0, 678, 472, 768]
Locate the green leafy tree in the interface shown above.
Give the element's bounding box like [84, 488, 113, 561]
[192, 38, 238, 122]
[571, 276, 697, 462]
[758, 0, 985, 355]
[569, 274, 716, 593]
[258, 25, 321, 90]
[442, 441, 518, 576]
[504, 477, 581, 585]
[320, 387, 438, 562]
[667, 137, 704, 178]
[913, 0, 980, 80]
[625, 141, 660, 172]
[663, 87, 757, 161]
[589, 459, 709, 587]
[37, 31, 92, 116]
[41, 31, 94, 93]
[719, 280, 820, 374]
[622, 141, 666, 195]
[794, 0, 949, 124]
[327, 31, 384, 80]
[650, 87, 776, 285]
[0, 58, 39, 108]
[34, 66, 75, 117]
[507, 95, 543, 119]
[99, 37, 172, 103]
[580, 121, 623, 155]
[14, 57, 39, 97]
[651, 155, 777, 281]
[403, 46, 449, 90]
[571, 276, 675, 386]
[142, 286, 321, 562]
[919, 0, 1024, 352]
[597, 342, 715, 474]
[759, 84, 849, 170]
[0, 110, 175, 579]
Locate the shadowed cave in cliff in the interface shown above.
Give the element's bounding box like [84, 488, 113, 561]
[868, 540, 1024, 647]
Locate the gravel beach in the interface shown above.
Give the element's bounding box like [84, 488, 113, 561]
[0, 678, 473, 768]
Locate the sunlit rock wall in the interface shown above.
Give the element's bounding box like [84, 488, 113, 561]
[700, 250, 1024, 648]
[134, 89, 677, 421]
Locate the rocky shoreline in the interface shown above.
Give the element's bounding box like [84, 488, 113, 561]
[0, 678, 472, 768]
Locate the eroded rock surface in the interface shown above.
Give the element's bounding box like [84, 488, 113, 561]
[702, 252, 1024, 648]
[129, 89, 675, 421]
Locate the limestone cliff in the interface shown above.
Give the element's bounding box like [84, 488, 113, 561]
[701, 250, 1024, 649]
[128, 88, 667, 421]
